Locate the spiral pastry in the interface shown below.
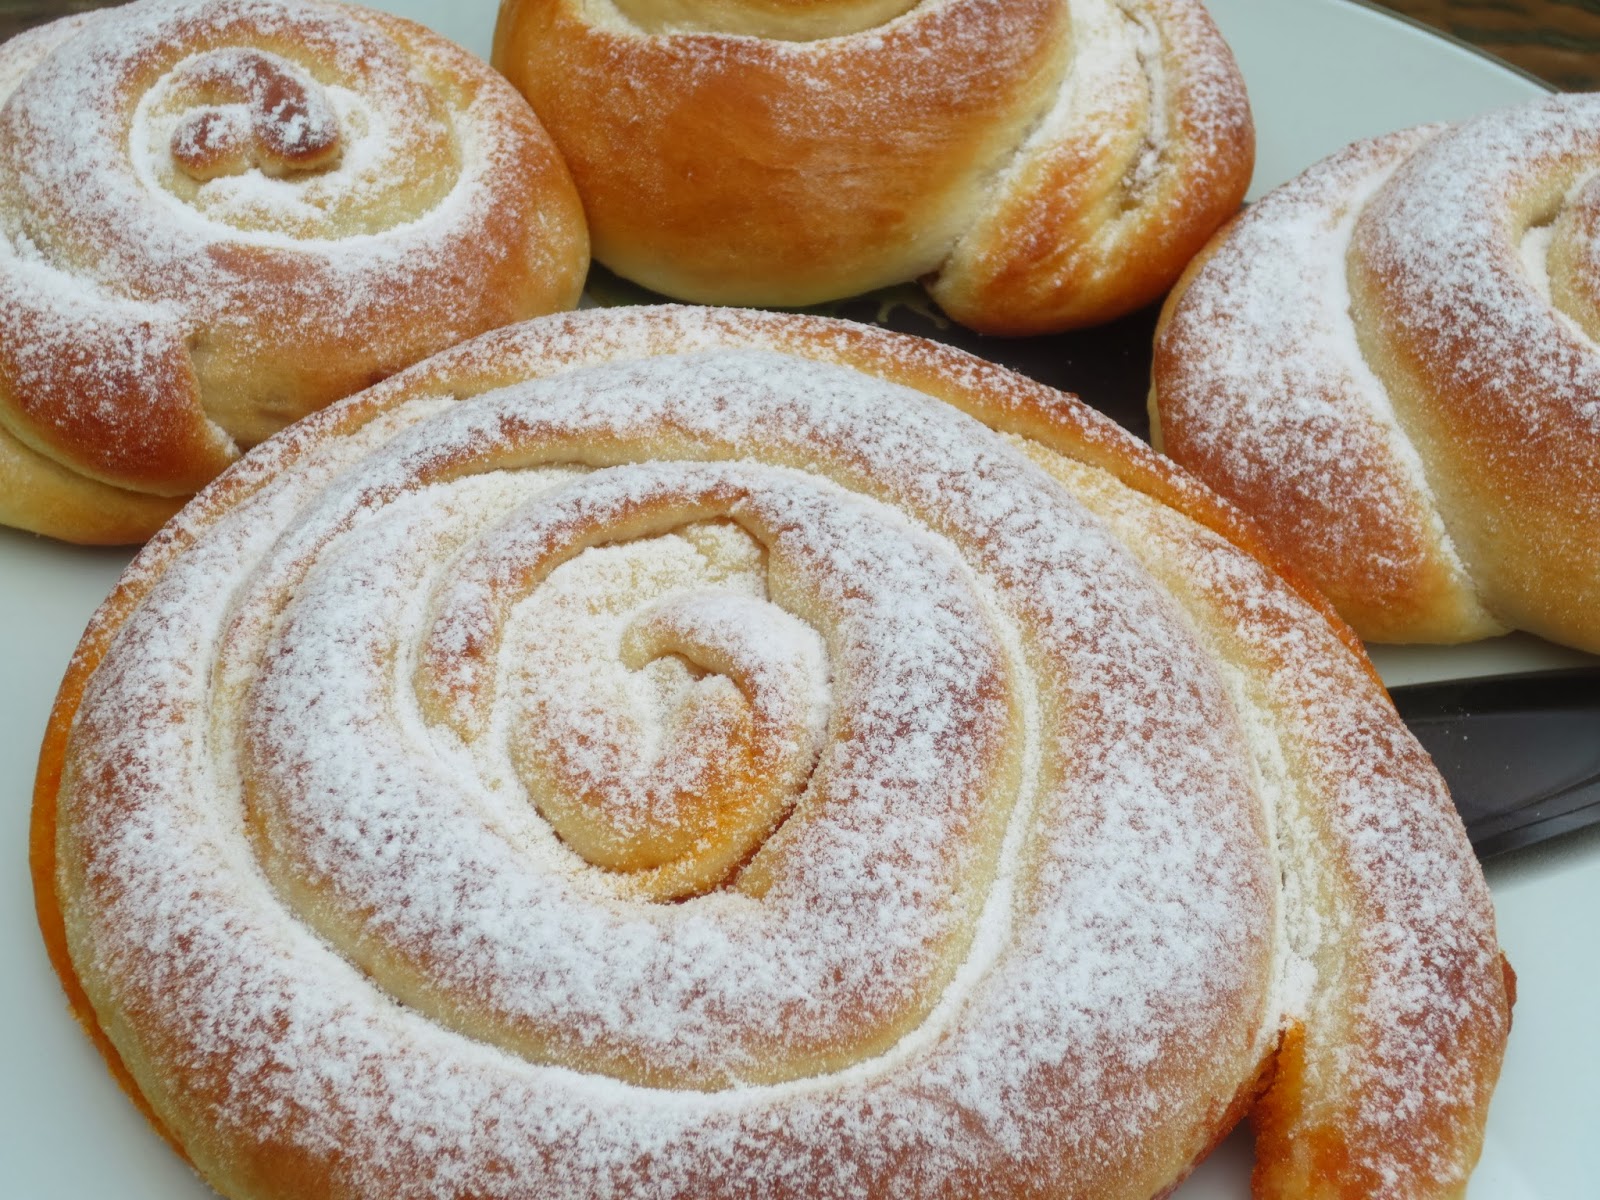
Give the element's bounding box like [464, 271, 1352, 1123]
[36, 308, 1509, 1199]
[490, 0, 1252, 334]
[1152, 94, 1600, 650]
[0, 0, 588, 545]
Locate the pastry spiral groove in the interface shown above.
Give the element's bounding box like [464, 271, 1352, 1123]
[491, 0, 1252, 333]
[1152, 94, 1600, 650]
[37, 308, 1509, 1199]
[0, 0, 588, 544]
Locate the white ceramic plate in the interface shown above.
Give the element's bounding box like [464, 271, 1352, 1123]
[2, 1, 1597, 1196]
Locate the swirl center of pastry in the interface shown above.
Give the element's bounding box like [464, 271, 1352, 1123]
[418, 488, 834, 901]
[604, 0, 920, 40]
[167, 49, 341, 182]
[128, 30, 465, 241]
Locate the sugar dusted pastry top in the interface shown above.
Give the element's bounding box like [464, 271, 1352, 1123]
[36, 307, 1508, 1200]
[1153, 93, 1600, 651]
[0, 0, 588, 544]
[491, 0, 1252, 333]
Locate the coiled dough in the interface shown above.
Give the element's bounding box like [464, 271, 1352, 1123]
[36, 307, 1509, 1199]
[1153, 94, 1600, 650]
[0, 0, 588, 544]
[491, 0, 1252, 333]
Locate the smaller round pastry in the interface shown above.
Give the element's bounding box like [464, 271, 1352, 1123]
[491, 0, 1253, 334]
[0, 0, 589, 545]
[37, 306, 1510, 1200]
[1151, 93, 1600, 651]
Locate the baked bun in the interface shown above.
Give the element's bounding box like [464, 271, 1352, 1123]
[0, 0, 588, 545]
[36, 306, 1509, 1199]
[490, 0, 1252, 334]
[1152, 94, 1600, 650]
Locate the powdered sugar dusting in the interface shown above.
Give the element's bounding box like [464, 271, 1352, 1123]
[1053, 457, 1506, 1192]
[1163, 94, 1600, 647]
[0, 0, 583, 506]
[53, 309, 1504, 1197]
[1357, 94, 1600, 434]
[1154, 125, 1500, 638]
[1343, 95, 1600, 644]
[930, 0, 1253, 329]
[1005, 0, 1248, 208]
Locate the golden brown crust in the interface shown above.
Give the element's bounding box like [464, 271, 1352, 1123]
[930, 0, 1255, 334]
[31, 575, 191, 1161]
[38, 307, 1508, 1200]
[0, 424, 187, 545]
[0, 0, 588, 545]
[1153, 97, 1600, 651]
[494, 0, 1066, 306]
[492, 0, 1251, 330]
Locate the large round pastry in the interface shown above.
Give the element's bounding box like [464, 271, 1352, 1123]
[0, 0, 588, 545]
[35, 307, 1510, 1199]
[1152, 93, 1600, 651]
[490, 0, 1253, 334]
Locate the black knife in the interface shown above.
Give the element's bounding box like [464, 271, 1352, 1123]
[1390, 667, 1600, 858]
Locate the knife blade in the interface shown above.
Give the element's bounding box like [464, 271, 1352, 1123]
[1390, 667, 1600, 858]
